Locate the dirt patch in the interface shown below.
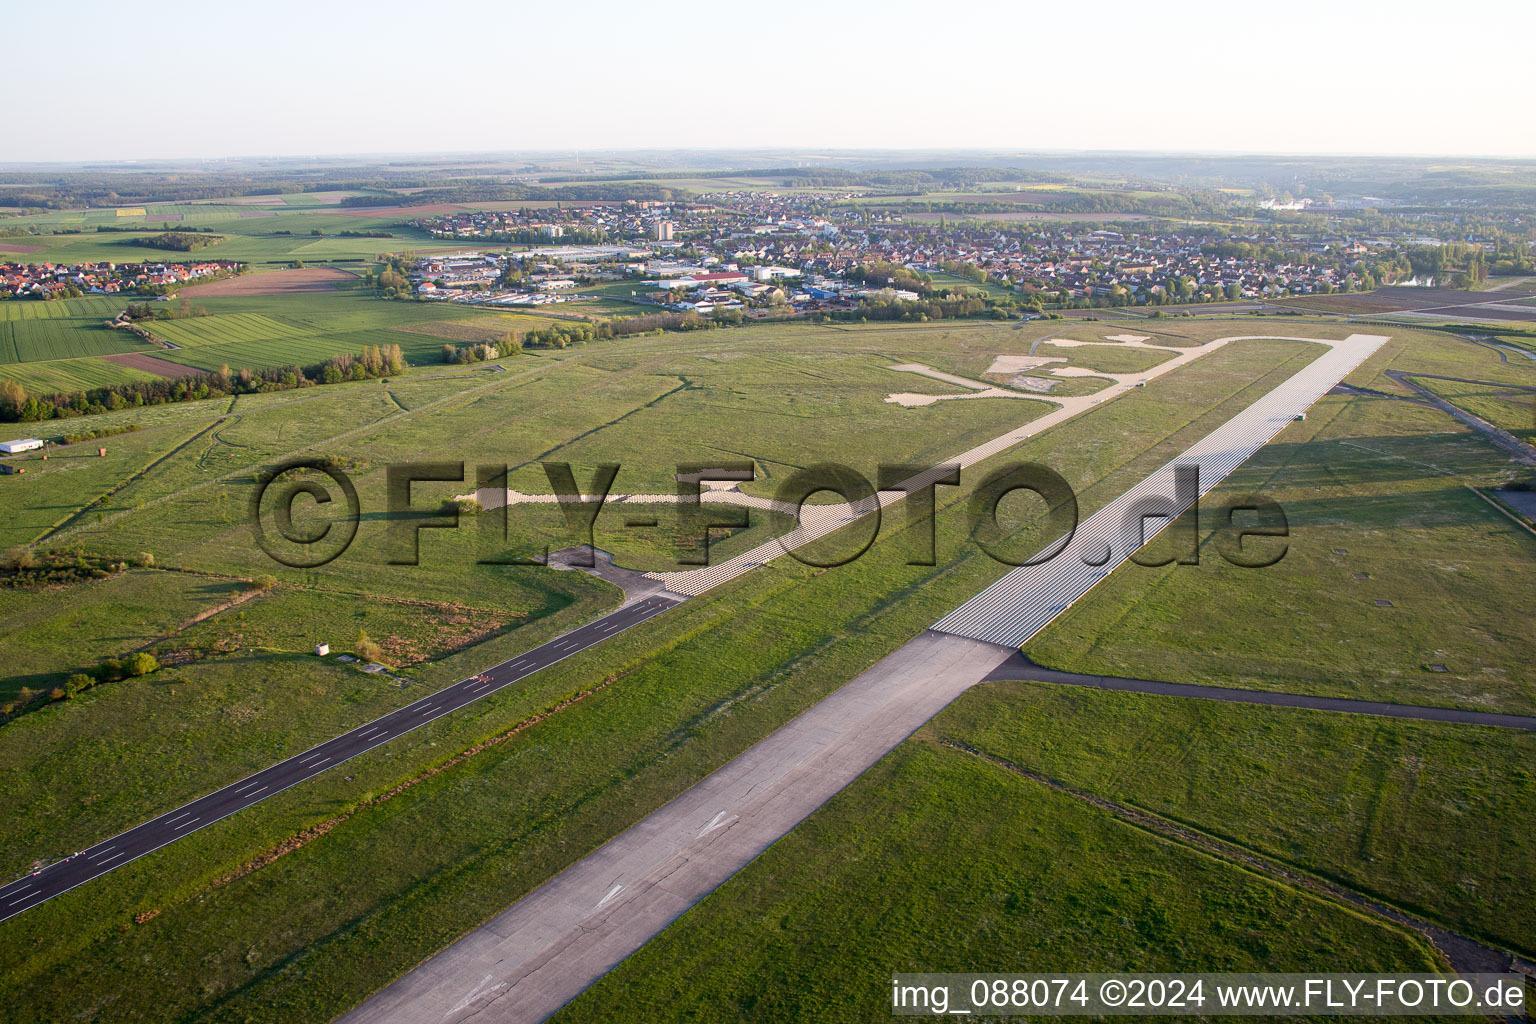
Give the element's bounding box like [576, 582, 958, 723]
[181, 267, 354, 296]
[0, 241, 46, 254]
[101, 352, 201, 378]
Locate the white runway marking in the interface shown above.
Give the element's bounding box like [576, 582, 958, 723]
[596, 884, 624, 909]
[173, 817, 199, 831]
[698, 811, 736, 837]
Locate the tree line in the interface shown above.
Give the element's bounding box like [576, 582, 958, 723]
[0, 344, 406, 423]
[520, 310, 717, 349]
[132, 231, 222, 252]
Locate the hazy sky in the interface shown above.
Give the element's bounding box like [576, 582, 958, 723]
[8, 0, 1534, 162]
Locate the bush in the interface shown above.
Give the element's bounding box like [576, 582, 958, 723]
[355, 630, 384, 663]
[135, 551, 154, 567]
[49, 687, 66, 701]
[3, 546, 37, 571]
[448, 497, 484, 516]
[97, 657, 123, 682]
[123, 652, 159, 677]
[250, 574, 278, 592]
[64, 673, 93, 697]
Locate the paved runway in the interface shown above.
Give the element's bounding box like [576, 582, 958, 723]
[931, 334, 1390, 645]
[0, 593, 682, 925]
[337, 631, 1014, 1024]
[340, 332, 1434, 1024]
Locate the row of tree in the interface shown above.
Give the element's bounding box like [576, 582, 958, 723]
[441, 341, 507, 363]
[520, 310, 718, 350]
[0, 344, 406, 423]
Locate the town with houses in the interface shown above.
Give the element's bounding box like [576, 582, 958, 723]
[0, 190, 1482, 323]
[1, 259, 241, 300]
[404, 190, 1431, 318]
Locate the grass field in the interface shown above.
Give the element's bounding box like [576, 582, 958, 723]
[554, 738, 1442, 1024]
[938, 681, 1536, 956]
[0, 319, 1530, 1021]
[1026, 331, 1536, 713]
[0, 568, 249, 701]
[1414, 375, 1535, 442]
[558, 671, 1536, 1021]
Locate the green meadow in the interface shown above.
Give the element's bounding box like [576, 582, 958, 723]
[0, 317, 1529, 1021]
[554, 737, 1443, 1024]
[1026, 332, 1536, 713]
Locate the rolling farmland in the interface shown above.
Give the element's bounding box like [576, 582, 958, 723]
[0, 355, 158, 392]
[1, 320, 151, 364]
[0, 296, 124, 322]
[161, 329, 446, 371]
[146, 313, 317, 348]
[0, 296, 158, 365]
[0, 288, 544, 382]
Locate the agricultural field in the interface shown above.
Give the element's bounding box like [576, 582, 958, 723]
[0, 296, 124, 322]
[0, 287, 581, 388]
[0, 355, 157, 393]
[0, 318, 152, 364]
[145, 313, 319, 347]
[0, 201, 455, 265]
[0, 296, 156, 366]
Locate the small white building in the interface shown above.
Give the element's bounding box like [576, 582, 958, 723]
[0, 438, 44, 455]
